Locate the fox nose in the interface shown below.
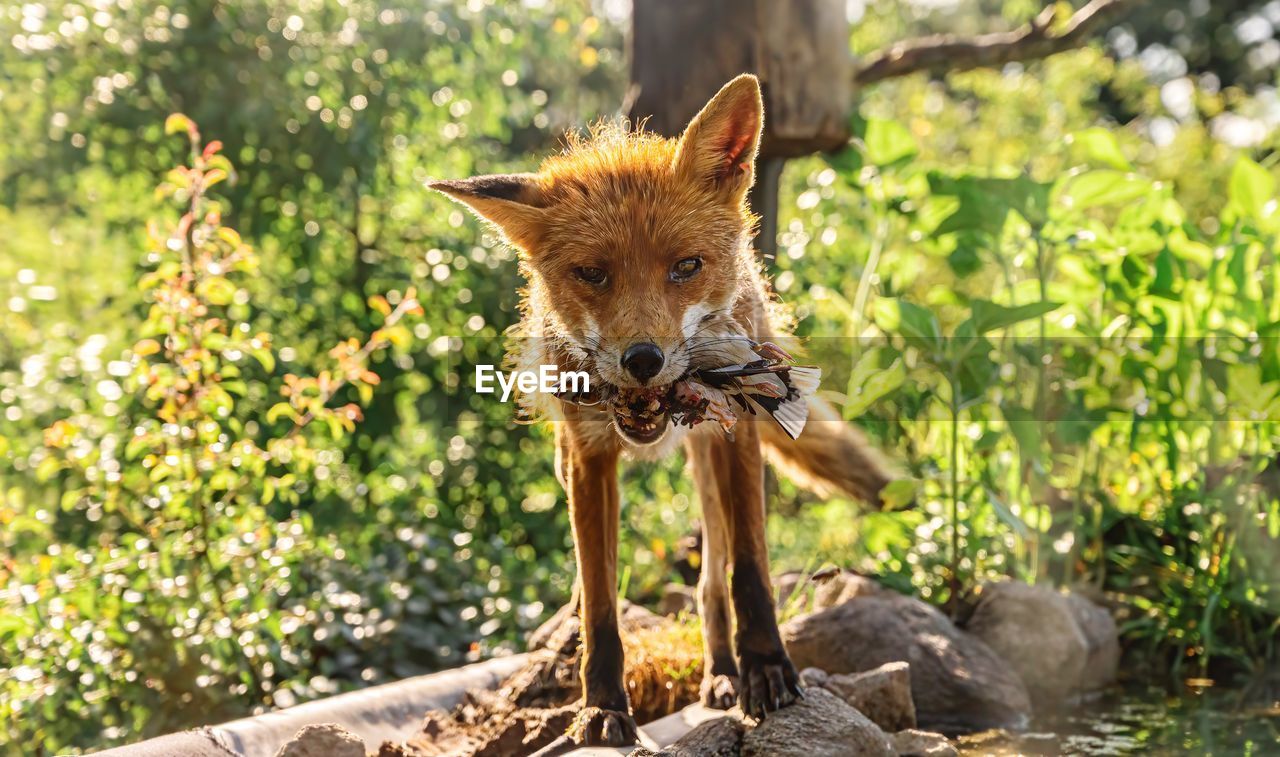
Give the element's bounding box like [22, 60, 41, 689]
[621, 342, 665, 382]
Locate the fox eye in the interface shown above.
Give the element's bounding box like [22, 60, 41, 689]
[573, 266, 607, 285]
[670, 256, 703, 282]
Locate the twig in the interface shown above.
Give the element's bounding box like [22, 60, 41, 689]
[282, 292, 419, 439]
[853, 0, 1138, 86]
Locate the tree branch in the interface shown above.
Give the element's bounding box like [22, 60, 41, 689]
[853, 0, 1138, 86]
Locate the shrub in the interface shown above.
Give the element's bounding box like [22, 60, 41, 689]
[1, 117, 423, 751]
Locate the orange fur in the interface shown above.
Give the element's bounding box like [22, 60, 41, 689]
[431, 75, 893, 746]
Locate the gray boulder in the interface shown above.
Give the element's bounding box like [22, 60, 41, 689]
[781, 591, 1031, 733]
[659, 583, 698, 617]
[741, 688, 895, 757]
[891, 729, 958, 757]
[819, 661, 916, 733]
[775, 570, 885, 613]
[964, 581, 1120, 704]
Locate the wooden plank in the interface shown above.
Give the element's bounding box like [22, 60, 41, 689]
[94, 654, 532, 757]
[629, 0, 853, 157]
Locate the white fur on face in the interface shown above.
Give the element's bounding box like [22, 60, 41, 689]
[681, 302, 714, 341]
[574, 313, 602, 361]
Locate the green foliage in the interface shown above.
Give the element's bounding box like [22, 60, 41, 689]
[2, 1, 624, 751]
[4, 117, 431, 751]
[2, 1, 1279, 753]
[774, 78, 1280, 685]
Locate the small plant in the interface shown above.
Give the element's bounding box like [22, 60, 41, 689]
[872, 296, 1059, 600]
[4, 116, 420, 750]
[815, 118, 1279, 678]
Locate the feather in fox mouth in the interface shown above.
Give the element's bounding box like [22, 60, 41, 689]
[555, 341, 821, 445]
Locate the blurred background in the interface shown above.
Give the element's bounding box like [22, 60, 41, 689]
[1, 0, 1279, 753]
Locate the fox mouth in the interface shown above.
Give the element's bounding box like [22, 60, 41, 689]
[612, 387, 670, 444]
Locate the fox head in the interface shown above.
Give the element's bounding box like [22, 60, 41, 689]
[431, 75, 765, 402]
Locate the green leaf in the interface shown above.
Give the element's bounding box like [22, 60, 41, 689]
[35, 456, 62, 482]
[1225, 363, 1280, 417]
[879, 479, 918, 511]
[964, 299, 1061, 334]
[1229, 156, 1276, 222]
[266, 403, 298, 424]
[985, 487, 1031, 539]
[955, 349, 997, 407]
[825, 145, 864, 183]
[874, 298, 941, 351]
[844, 351, 906, 417]
[1151, 247, 1177, 298]
[1069, 128, 1131, 171]
[252, 348, 276, 374]
[947, 241, 982, 278]
[1059, 170, 1154, 210]
[1001, 403, 1044, 464]
[863, 118, 917, 167]
[197, 276, 237, 306]
[928, 173, 1052, 233]
[164, 113, 194, 136]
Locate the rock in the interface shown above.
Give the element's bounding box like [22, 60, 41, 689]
[629, 716, 745, 756]
[1064, 592, 1122, 694]
[740, 688, 895, 757]
[964, 581, 1119, 704]
[809, 571, 885, 611]
[774, 570, 884, 613]
[798, 667, 828, 688]
[273, 723, 365, 757]
[659, 583, 698, 617]
[891, 729, 958, 757]
[820, 661, 916, 732]
[781, 592, 1031, 734]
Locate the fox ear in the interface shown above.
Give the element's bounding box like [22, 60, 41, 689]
[428, 173, 547, 249]
[674, 74, 764, 198]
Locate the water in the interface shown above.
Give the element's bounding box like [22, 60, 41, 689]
[956, 685, 1280, 755]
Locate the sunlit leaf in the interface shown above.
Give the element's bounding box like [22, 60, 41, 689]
[862, 118, 917, 167]
[197, 276, 237, 306]
[1058, 170, 1154, 210]
[844, 349, 906, 417]
[1228, 156, 1276, 224]
[1069, 127, 1131, 171]
[928, 172, 1052, 232]
[164, 113, 194, 136]
[963, 299, 1062, 335]
[874, 298, 941, 352]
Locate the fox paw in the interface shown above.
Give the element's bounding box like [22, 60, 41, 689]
[568, 706, 639, 747]
[737, 649, 803, 720]
[700, 673, 740, 710]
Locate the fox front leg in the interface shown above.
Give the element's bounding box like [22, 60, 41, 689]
[562, 433, 638, 746]
[718, 422, 803, 717]
[686, 432, 741, 710]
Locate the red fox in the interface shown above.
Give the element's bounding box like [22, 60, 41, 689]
[431, 74, 894, 746]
